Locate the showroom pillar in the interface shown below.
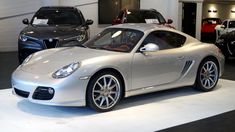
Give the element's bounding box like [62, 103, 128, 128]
[196, 2, 203, 40]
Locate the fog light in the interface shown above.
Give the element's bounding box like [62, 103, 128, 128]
[48, 88, 54, 95]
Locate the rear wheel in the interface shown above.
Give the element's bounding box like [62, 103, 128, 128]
[87, 71, 123, 112]
[194, 58, 219, 91]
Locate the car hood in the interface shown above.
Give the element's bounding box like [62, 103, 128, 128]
[21, 25, 84, 39]
[21, 47, 120, 74]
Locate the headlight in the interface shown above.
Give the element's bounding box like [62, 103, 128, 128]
[19, 34, 28, 42]
[22, 54, 33, 65]
[64, 35, 86, 42]
[77, 34, 86, 42]
[52, 62, 80, 79]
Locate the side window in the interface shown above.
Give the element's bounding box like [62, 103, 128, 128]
[141, 31, 186, 50]
[222, 21, 228, 28]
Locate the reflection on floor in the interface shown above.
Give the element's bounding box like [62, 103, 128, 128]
[0, 79, 235, 132]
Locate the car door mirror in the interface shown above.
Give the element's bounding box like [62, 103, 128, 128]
[85, 19, 93, 25]
[221, 25, 226, 29]
[140, 43, 159, 53]
[22, 18, 29, 25]
[167, 19, 173, 24]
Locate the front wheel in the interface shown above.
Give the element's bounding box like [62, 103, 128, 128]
[194, 58, 219, 91]
[86, 71, 123, 112]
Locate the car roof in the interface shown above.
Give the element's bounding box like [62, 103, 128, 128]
[128, 9, 158, 12]
[39, 6, 79, 11]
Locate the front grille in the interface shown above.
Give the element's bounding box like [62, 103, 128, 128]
[32, 87, 54, 100]
[14, 88, 30, 98]
[44, 39, 58, 49]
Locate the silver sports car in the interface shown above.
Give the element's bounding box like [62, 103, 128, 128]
[12, 24, 224, 112]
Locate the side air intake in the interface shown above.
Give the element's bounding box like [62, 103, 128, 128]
[181, 60, 194, 76]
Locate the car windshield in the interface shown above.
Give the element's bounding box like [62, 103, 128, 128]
[229, 21, 235, 28]
[31, 9, 82, 26]
[84, 28, 144, 52]
[118, 10, 166, 24]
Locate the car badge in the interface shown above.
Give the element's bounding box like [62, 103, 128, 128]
[49, 38, 53, 42]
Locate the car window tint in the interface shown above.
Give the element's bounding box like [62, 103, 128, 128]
[85, 28, 144, 52]
[141, 31, 186, 50]
[229, 21, 235, 28]
[32, 9, 82, 26]
[126, 11, 143, 23]
[155, 12, 166, 24]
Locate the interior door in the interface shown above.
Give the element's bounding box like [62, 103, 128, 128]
[131, 30, 187, 90]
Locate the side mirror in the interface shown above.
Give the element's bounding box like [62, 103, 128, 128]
[221, 25, 226, 29]
[85, 19, 93, 25]
[22, 18, 29, 25]
[140, 43, 159, 53]
[167, 19, 173, 24]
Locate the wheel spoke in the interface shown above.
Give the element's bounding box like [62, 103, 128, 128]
[108, 95, 115, 102]
[97, 82, 104, 90]
[209, 64, 213, 71]
[105, 97, 109, 107]
[95, 95, 102, 101]
[209, 78, 215, 84]
[94, 90, 102, 93]
[203, 79, 207, 86]
[108, 84, 116, 90]
[110, 91, 118, 94]
[99, 96, 105, 106]
[206, 63, 209, 70]
[203, 67, 207, 72]
[207, 79, 211, 87]
[103, 77, 107, 87]
[108, 78, 113, 87]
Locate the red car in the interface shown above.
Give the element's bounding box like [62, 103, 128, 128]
[202, 18, 222, 33]
[201, 18, 222, 42]
[112, 9, 174, 28]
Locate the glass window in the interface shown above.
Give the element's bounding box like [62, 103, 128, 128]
[84, 28, 144, 52]
[140, 31, 186, 50]
[229, 21, 235, 28]
[32, 9, 82, 26]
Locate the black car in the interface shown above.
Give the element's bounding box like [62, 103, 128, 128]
[18, 6, 93, 63]
[112, 9, 174, 28]
[215, 31, 235, 59]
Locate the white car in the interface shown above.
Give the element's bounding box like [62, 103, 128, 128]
[215, 19, 235, 40]
[12, 24, 224, 112]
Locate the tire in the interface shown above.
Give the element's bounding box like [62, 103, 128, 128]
[194, 58, 219, 92]
[86, 71, 123, 112]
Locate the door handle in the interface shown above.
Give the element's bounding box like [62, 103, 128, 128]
[177, 56, 185, 60]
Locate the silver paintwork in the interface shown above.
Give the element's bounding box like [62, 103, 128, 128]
[12, 24, 225, 106]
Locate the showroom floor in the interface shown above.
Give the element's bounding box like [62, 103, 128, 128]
[0, 51, 235, 132]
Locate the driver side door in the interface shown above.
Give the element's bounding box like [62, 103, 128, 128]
[131, 30, 187, 90]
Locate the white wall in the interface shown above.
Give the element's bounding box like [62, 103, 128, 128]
[203, 3, 235, 20]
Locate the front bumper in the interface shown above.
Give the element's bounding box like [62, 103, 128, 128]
[12, 68, 89, 106]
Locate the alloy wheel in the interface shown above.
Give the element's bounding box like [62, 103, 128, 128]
[92, 75, 121, 110]
[199, 61, 218, 89]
